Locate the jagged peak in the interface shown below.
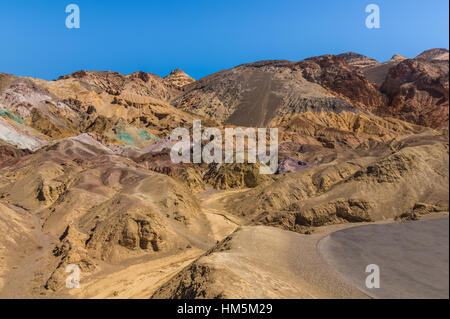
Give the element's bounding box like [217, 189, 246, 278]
[390, 54, 407, 62]
[164, 69, 195, 89]
[337, 52, 380, 69]
[416, 48, 449, 61]
[166, 69, 188, 76]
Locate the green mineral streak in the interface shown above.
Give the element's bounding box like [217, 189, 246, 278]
[0, 109, 24, 124]
[138, 130, 159, 141]
[116, 130, 136, 146]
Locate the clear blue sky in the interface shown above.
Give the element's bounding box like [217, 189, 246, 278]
[0, 0, 448, 80]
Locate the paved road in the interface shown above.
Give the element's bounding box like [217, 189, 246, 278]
[319, 218, 449, 299]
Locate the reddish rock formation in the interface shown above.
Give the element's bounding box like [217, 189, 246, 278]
[297, 55, 387, 112]
[416, 48, 449, 62]
[379, 57, 449, 129]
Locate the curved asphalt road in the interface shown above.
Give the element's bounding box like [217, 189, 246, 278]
[319, 218, 449, 299]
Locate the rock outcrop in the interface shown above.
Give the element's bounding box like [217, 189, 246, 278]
[337, 52, 380, 69]
[164, 69, 195, 89]
[379, 57, 449, 128]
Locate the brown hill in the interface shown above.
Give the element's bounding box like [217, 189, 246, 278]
[151, 225, 367, 299]
[0, 70, 200, 150]
[0, 137, 220, 293]
[337, 52, 380, 69]
[57, 70, 180, 101]
[221, 132, 448, 233]
[379, 57, 449, 128]
[164, 69, 195, 89]
[362, 54, 407, 88]
[173, 57, 386, 127]
[297, 55, 387, 112]
[416, 48, 449, 61]
[0, 48, 448, 299]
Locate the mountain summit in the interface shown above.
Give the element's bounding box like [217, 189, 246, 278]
[164, 69, 195, 89]
[337, 52, 380, 69]
[416, 48, 449, 61]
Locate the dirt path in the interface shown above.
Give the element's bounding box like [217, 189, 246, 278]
[1, 191, 447, 299]
[0, 185, 242, 299]
[153, 213, 450, 299]
[64, 189, 241, 299]
[200, 189, 241, 241]
[68, 248, 204, 299]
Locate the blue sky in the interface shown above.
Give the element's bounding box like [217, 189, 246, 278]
[0, 0, 448, 80]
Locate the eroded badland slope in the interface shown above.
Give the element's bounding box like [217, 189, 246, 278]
[0, 49, 448, 298]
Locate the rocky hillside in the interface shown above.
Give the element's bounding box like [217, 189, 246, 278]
[362, 54, 407, 88]
[379, 56, 449, 128]
[173, 57, 384, 127]
[416, 48, 449, 61]
[337, 52, 380, 69]
[225, 132, 448, 233]
[0, 48, 448, 299]
[173, 49, 449, 129]
[164, 69, 195, 89]
[0, 70, 199, 150]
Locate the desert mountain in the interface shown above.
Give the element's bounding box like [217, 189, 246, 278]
[362, 54, 407, 88]
[0, 136, 217, 292]
[379, 55, 449, 128]
[164, 69, 195, 89]
[173, 57, 386, 127]
[225, 132, 448, 233]
[358, 50, 449, 129]
[337, 52, 380, 69]
[0, 48, 448, 298]
[57, 70, 180, 101]
[416, 48, 449, 61]
[0, 70, 200, 151]
[174, 50, 448, 129]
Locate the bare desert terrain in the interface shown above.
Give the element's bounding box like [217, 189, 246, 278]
[0, 48, 448, 299]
